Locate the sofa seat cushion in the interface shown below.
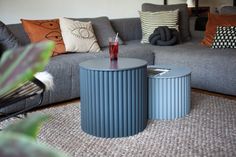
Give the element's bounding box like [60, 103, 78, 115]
[102, 40, 154, 65]
[42, 52, 107, 105]
[153, 40, 236, 95]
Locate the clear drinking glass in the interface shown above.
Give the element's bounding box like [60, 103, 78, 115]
[109, 37, 119, 61]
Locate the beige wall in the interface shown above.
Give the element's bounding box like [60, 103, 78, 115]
[0, 0, 233, 24]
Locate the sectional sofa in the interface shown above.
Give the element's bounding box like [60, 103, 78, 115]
[3, 5, 236, 113]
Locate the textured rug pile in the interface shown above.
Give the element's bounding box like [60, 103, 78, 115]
[1, 92, 236, 157]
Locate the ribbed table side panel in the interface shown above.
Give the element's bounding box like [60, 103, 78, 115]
[148, 75, 191, 120]
[80, 67, 147, 138]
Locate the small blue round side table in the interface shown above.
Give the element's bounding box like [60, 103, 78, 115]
[148, 65, 191, 120]
[79, 58, 148, 138]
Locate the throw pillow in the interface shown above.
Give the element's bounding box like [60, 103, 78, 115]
[69, 17, 123, 47]
[139, 10, 179, 43]
[21, 19, 65, 56]
[59, 17, 100, 53]
[0, 21, 21, 57]
[201, 13, 236, 47]
[142, 3, 190, 42]
[149, 26, 178, 46]
[211, 26, 236, 49]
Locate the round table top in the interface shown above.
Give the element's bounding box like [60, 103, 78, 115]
[148, 65, 191, 78]
[80, 58, 147, 71]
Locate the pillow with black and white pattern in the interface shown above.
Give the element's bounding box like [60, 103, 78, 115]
[211, 26, 236, 49]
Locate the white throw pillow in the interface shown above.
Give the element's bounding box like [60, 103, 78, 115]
[139, 10, 179, 43]
[59, 17, 100, 52]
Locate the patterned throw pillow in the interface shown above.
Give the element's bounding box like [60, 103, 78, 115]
[59, 17, 100, 53]
[139, 10, 179, 43]
[201, 13, 236, 47]
[211, 26, 236, 49]
[21, 19, 65, 56]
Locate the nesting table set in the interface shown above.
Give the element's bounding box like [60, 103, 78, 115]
[79, 58, 191, 138]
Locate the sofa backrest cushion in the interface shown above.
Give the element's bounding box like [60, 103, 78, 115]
[220, 6, 236, 15]
[0, 21, 21, 56]
[7, 24, 30, 46]
[70, 16, 123, 47]
[7, 17, 124, 48]
[6, 17, 143, 45]
[142, 3, 191, 42]
[110, 18, 142, 42]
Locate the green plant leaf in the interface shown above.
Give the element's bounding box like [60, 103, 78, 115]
[0, 132, 68, 157]
[3, 114, 49, 139]
[0, 41, 55, 97]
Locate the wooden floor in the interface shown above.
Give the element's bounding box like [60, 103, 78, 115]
[34, 88, 236, 112]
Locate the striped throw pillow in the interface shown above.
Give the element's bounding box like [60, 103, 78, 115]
[139, 10, 179, 43]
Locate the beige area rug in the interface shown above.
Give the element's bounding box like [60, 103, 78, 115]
[1, 92, 236, 157]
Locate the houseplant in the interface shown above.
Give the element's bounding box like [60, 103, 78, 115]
[0, 41, 69, 157]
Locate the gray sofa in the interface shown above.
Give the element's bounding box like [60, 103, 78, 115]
[4, 14, 236, 112]
[111, 17, 236, 97]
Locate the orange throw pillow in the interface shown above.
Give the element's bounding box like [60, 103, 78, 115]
[202, 13, 236, 47]
[21, 19, 65, 56]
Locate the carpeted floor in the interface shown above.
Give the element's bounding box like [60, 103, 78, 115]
[1, 91, 236, 157]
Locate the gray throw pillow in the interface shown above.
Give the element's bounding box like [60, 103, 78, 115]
[70, 17, 123, 48]
[0, 21, 21, 57]
[142, 3, 191, 42]
[220, 6, 236, 15]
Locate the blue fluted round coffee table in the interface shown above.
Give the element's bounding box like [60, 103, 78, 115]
[148, 65, 191, 120]
[79, 58, 148, 138]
